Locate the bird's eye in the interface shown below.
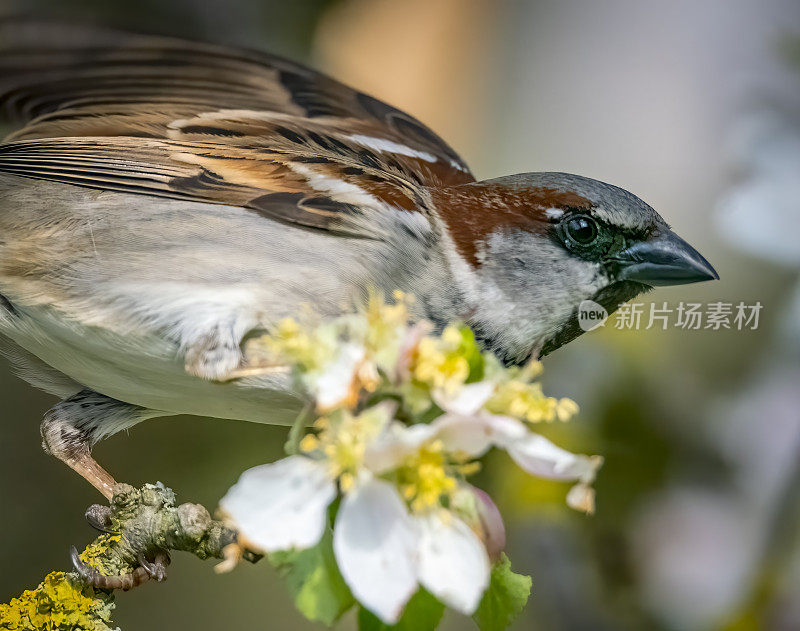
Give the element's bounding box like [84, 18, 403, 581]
[565, 216, 598, 245]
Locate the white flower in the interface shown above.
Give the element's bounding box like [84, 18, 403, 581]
[433, 382, 602, 512]
[229, 295, 603, 624]
[220, 455, 336, 552]
[222, 376, 601, 619]
[221, 403, 491, 624]
[333, 477, 490, 621]
[416, 412, 601, 512]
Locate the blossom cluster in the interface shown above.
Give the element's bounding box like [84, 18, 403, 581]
[219, 293, 602, 626]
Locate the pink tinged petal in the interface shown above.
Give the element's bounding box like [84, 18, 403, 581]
[504, 432, 602, 482]
[471, 487, 506, 561]
[333, 478, 418, 624]
[364, 422, 437, 474]
[415, 512, 491, 615]
[394, 321, 433, 382]
[433, 381, 496, 416]
[314, 343, 365, 411]
[219, 456, 336, 553]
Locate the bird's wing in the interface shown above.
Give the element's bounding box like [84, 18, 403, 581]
[0, 19, 473, 236]
[0, 129, 431, 237]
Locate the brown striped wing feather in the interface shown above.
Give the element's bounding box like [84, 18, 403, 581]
[0, 19, 474, 235]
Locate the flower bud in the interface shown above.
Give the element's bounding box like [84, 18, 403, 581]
[453, 485, 506, 561]
[566, 482, 596, 514]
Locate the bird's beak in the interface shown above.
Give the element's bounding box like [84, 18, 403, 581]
[614, 230, 719, 286]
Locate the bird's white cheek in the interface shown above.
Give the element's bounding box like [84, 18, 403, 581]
[580, 263, 610, 294]
[536, 261, 608, 332]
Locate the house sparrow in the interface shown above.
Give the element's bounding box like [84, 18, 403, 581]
[0, 20, 717, 500]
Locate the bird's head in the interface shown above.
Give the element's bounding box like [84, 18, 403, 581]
[432, 172, 718, 363]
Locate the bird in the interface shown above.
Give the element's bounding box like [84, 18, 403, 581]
[0, 19, 718, 502]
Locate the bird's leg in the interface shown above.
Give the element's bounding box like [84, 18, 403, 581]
[42, 393, 175, 590]
[40, 389, 162, 500]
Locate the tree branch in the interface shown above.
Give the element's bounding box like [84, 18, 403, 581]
[0, 482, 256, 630]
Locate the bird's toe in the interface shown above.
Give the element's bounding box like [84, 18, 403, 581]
[70, 545, 171, 591]
[85, 504, 115, 533]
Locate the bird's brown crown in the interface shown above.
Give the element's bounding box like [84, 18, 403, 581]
[432, 184, 595, 267]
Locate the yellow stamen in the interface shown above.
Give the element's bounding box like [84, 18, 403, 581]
[456, 462, 482, 476]
[397, 441, 464, 512]
[487, 380, 564, 423]
[299, 435, 319, 453]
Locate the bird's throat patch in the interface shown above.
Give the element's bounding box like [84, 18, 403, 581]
[539, 281, 649, 356]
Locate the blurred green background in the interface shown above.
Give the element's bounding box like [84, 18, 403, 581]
[1, 1, 799, 629]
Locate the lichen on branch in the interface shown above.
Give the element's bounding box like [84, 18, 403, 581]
[0, 572, 115, 631]
[0, 482, 255, 630]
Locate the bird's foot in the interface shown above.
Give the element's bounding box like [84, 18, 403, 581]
[70, 482, 256, 592]
[218, 336, 293, 382]
[218, 361, 290, 381]
[71, 545, 170, 591]
[70, 482, 177, 591]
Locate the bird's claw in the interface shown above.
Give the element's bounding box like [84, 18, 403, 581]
[138, 550, 170, 582]
[217, 362, 290, 382]
[84, 504, 116, 534]
[70, 545, 170, 591]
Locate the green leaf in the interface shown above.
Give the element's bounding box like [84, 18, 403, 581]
[357, 588, 445, 631]
[473, 554, 532, 631]
[270, 529, 354, 626]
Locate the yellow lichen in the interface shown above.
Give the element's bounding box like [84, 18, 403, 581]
[0, 535, 119, 630]
[79, 534, 123, 576]
[0, 571, 115, 631]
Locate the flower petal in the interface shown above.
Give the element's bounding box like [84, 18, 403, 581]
[503, 432, 602, 482]
[393, 320, 433, 382]
[414, 512, 491, 615]
[364, 421, 437, 473]
[433, 381, 496, 416]
[433, 413, 526, 457]
[314, 343, 365, 411]
[333, 478, 418, 624]
[220, 456, 335, 552]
